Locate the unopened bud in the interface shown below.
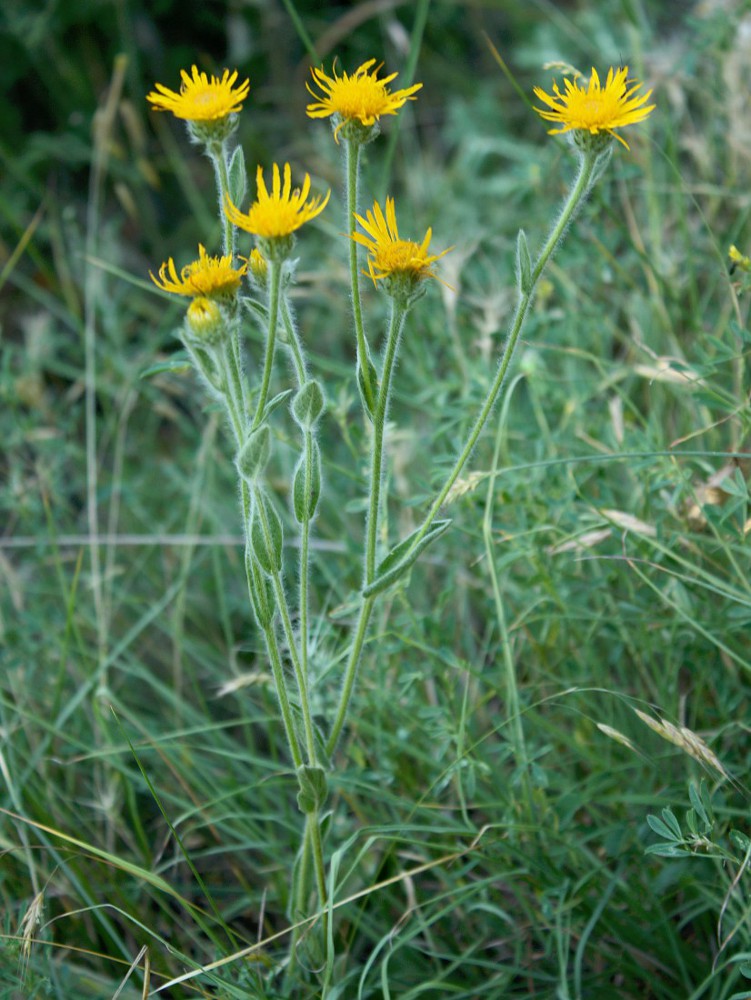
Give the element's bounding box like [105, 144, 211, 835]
[248, 248, 268, 290]
[186, 297, 225, 344]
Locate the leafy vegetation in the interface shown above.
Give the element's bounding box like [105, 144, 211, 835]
[2, 1, 750, 997]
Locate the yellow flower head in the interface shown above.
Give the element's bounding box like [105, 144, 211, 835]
[306, 59, 422, 143]
[729, 245, 751, 275]
[147, 65, 250, 123]
[224, 163, 330, 260]
[150, 244, 247, 298]
[352, 197, 450, 303]
[534, 66, 654, 151]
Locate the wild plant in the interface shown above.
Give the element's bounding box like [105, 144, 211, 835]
[145, 59, 654, 990]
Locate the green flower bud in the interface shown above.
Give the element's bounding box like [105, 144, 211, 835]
[185, 297, 225, 345]
[257, 233, 296, 264]
[247, 248, 268, 291]
[188, 115, 240, 146]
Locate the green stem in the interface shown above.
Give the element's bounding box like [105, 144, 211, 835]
[413, 149, 598, 547]
[325, 303, 404, 754]
[281, 295, 307, 386]
[482, 399, 532, 811]
[287, 810, 328, 981]
[273, 570, 317, 763]
[219, 339, 246, 444]
[325, 150, 599, 757]
[254, 491, 317, 765]
[212, 343, 302, 775]
[252, 257, 281, 429]
[309, 807, 328, 913]
[365, 301, 406, 584]
[280, 292, 315, 759]
[208, 143, 247, 425]
[278, 298, 327, 918]
[209, 141, 235, 258]
[346, 138, 376, 414]
[262, 620, 304, 771]
[325, 596, 374, 756]
[300, 433, 312, 680]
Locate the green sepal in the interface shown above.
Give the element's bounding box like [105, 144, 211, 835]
[362, 519, 452, 598]
[228, 145, 247, 207]
[139, 350, 192, 378]
[292, 441, 322, 523]
[261, 388, 294, 423]
[516, 229, 532, 295]
[296, 765, 328, 814]
[357, 357, 379, 421]
[291, 380, 325, 430]
[250, 490, 284, 575]
[245, 549, 275, 629]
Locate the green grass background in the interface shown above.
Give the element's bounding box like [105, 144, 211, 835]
[2, 0, 750, 996]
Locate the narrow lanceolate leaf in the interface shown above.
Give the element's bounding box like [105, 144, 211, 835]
[516, 228, 532, 294]
[357, 357, 379, 420]
[261, 388, 294, 423]
[363, 519, 452, 598]
[228, 145, 247, 206]
[237, 426, 271, 482]
[245, 549, 275, 628]
[292, 441, 322, 523]
[139, 350, 192, 378]
[250, 491, 284, 575]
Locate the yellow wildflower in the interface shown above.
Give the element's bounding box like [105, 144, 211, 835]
[534, 66, 654, 151]
[729, 245, 751, 274]
[147, 65, 250, 123]
[224, 163, 329, 260]
[352, 197, 450, 303]
[306, 59, 421, 142]
[150, 244, 247, 298]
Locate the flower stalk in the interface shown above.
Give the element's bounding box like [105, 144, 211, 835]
[252, 256, 281, 428]
[326, 148, 599, 755]
[145, 59, 654, 983]
[346, 138, 376, 414]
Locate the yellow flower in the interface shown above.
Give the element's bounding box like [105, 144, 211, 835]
[147, 65, 250, 123]
[534, 66, 654, 150]
[150, 244, 247, 297]
[224, 163, 329, 259]
[351, 197, 450, 302]
[306, 59, 422, 142]
[729, 245, 751, 274]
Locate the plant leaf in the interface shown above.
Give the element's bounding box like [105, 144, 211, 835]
[363, 519, 451, 598]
